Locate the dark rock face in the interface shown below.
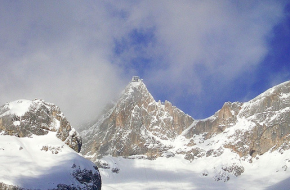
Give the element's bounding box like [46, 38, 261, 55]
[81, 80, 194, 160]
[71, 167, 102, 190]
[52, 166, 102, 190]
[0, 99, 82, 152]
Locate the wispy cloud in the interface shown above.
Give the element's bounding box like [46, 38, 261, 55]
[107, 0, 286, 117]
[115, 1, 285, 91]
[0, 1, 287, 125]
[0, 1, 130, 125]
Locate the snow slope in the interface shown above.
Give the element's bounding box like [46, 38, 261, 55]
[4, 99, 33, 117]
[0, 131, 101, 189]
[0, 99, 101, 189]
[99, 149, 290, 190]
[80, 79, 290, 190]
[0, 132, 97, 189]
[0, 99, 82, 152]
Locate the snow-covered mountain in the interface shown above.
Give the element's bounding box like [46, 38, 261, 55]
[0, 99, 101, 190]
[81, 77, 193, 160]
[175, 80, 290, 164]
[80, 78, 290, 190]
[0, 99, 82, 152]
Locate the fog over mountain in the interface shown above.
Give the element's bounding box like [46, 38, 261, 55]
[1, 1, 289, 127]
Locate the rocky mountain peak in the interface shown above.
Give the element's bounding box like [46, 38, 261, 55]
[84, 79, 290, 155]
[0, 99, 82, 152]
[78, 79, 290, 186]
[181, 80, 290, 160]
[117, 77, 154, 111]
[81, 77, 194, 160]
[74, 79, 290, 188]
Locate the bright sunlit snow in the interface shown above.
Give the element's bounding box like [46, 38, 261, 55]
[2, 100, 32, 117]
[99, 149, 290, 190]
[0, 132, 97, 189]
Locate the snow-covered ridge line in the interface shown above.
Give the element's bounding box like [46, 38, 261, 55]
[81, 79, 290, 161]
[0, 98, 82, 152]
[79, 79, 290, 189]
[249, 80, 290, 103]
[0, 99, 32, 117]
[81, 77, 194, 160]
[0, 99, 102, 189]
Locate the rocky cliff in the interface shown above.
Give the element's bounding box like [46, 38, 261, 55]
[0, 99, 81, 152]
[0, 99, 101, 190]
[81, 78, 194, 160]
[81, 79, 290, 181]
[182, 81, 290, 160]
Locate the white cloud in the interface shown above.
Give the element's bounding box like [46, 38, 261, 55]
[111, 1, 284, 90]
[0, 1, 130, 126]
[147, 1, 284, 93]
[0, 1, 287, 124]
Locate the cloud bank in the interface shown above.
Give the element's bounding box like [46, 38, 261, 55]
[0, 1, 287, 125]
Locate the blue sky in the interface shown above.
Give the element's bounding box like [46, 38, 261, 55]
[0, 1, 289, 125]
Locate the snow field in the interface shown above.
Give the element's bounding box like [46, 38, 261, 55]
[99, 148, 290, 190]
[1, 99, 32, 117]
[0, 132, 97, 189]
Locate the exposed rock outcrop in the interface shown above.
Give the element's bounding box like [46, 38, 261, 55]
[185, 102, 242, 139]
[225, 81, 290, 157]
[78, 79, 290, 182]
[0, 99, 101, 190]
[80, 78, 290, 180]
[183, 81, 290, 159]
[0, 99, 81, 152]
[81, 78, 194, 160]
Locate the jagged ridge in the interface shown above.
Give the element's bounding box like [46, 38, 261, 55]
[81, 78, 193, 160]
[0, 99, 102, 189]
[0, 99, 81, 152]
[81, 79, 290, 181]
